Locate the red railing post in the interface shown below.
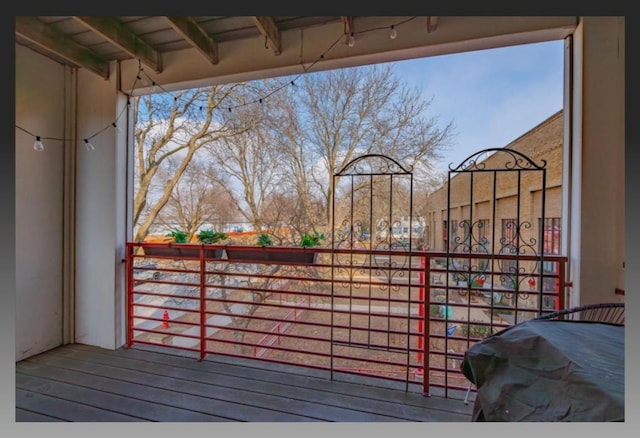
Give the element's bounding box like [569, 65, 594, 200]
[417, 256, 424, 365]
[199, 244, 206, 361]
[558, 259, 566, 310]
[126, 243, 134, 348]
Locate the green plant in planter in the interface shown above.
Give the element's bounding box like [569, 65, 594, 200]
[196, 229, 228, 244]
[300, 231, 325, 247]
[166, 228, 189, 243]
[256, 233, 274, 246]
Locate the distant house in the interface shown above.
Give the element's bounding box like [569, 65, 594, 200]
[376, 216, 426, 241]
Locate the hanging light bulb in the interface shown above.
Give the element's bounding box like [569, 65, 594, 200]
[348, 33, 355, 48]
[151, 81, 158, 92]
[137, 73, 149, 87]
[112, 122, 122, 133]
[390, 25, 397, 40]
[33, 136, 44, 151]
[84, 139, 95, 151]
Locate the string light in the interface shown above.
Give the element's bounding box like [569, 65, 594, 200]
[84, 139, 96, 151]
[16, 17, 419, 151]
[33, 136, 44, 151]
[390, 25, 397, 40]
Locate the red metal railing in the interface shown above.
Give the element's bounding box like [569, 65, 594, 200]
[126, 242, 568, 397]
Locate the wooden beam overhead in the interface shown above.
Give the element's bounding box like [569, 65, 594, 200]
[15, 16, 110, 79]
[165, 16, 218, 65]
[251, 16, 281, 55]
[427, 16, 438, 33]
[72, 16, 162, 73]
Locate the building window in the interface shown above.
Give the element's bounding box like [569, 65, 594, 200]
[540, 217, 562, 292]
[442, 220, 448, 250]
[450, 219, 458, 243]
[501, 219, 518, 277]
[541, 217, 561, 255]
[477, 219, 490, 247]
[475, 220, 490, 271]
[501, 218, 517, 246]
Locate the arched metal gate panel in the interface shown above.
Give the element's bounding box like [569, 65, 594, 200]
[434, 148, 559, 396]
[331, 154, 418, 390]
[445, 148, 550, 318]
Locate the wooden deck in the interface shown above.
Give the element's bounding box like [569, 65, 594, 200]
[15, 343, 474, 422]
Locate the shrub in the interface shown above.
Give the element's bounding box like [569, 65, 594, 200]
[166, 228, 188, 243]
[196, 229, 228, 244]
[300, 231, 325, 247]
[257, 233, 274, 246]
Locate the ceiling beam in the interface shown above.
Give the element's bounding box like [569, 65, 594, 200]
[73, 16, 162, 73]
[15, 16, 110, 79]
[165, 16, 218, 65]
[251, 16, 281, 55]
[427, 16, 438, 33]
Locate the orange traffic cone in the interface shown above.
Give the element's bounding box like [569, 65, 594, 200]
[162, 310, 170, 328]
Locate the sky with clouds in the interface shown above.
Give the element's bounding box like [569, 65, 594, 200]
[390, 39, 565, 171]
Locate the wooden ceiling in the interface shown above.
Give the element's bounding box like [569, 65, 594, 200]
[15, 15, 578, 96]
[16, 16, 440, 80]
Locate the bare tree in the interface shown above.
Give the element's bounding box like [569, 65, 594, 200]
[155, 160, 236, 238]
[204, 84, 287, 234]
[269, 64, 454, 229]
[132, 85, 250, 242]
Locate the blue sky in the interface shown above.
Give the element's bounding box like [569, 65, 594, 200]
[391, 39, 565, 171]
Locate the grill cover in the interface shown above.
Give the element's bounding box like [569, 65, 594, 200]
[461, 319, 624, 421]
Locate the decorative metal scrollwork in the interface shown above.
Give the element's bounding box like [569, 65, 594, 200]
[449, 148, 547, 172]
[335, 153, 413, 176]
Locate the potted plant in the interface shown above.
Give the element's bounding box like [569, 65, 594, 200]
[225, 232, 273, 262]
[196, 229, 228, 259]
[143, 228, 189, 258]
[144, 228, 228, 259]
[257, 233, 274, 246]
[295, 231, 325, 264]
[225, 231, 325, 264]
[168, 228, 189, 243]
[299, 231, 325, 248]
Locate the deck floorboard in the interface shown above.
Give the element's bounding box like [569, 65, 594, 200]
[15, 343, 474, 422]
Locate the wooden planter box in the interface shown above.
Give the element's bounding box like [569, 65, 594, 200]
[269, 249, 317, 265]
[225, 246, 318, 264]
[143, 244, 224, 260]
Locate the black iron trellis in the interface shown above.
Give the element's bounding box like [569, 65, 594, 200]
[442, 148, 549, 389]
[331, 154, 416, 389]
[446, 148, 547, 305]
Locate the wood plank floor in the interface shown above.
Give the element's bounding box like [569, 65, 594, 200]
[15, 343, 474, 422]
